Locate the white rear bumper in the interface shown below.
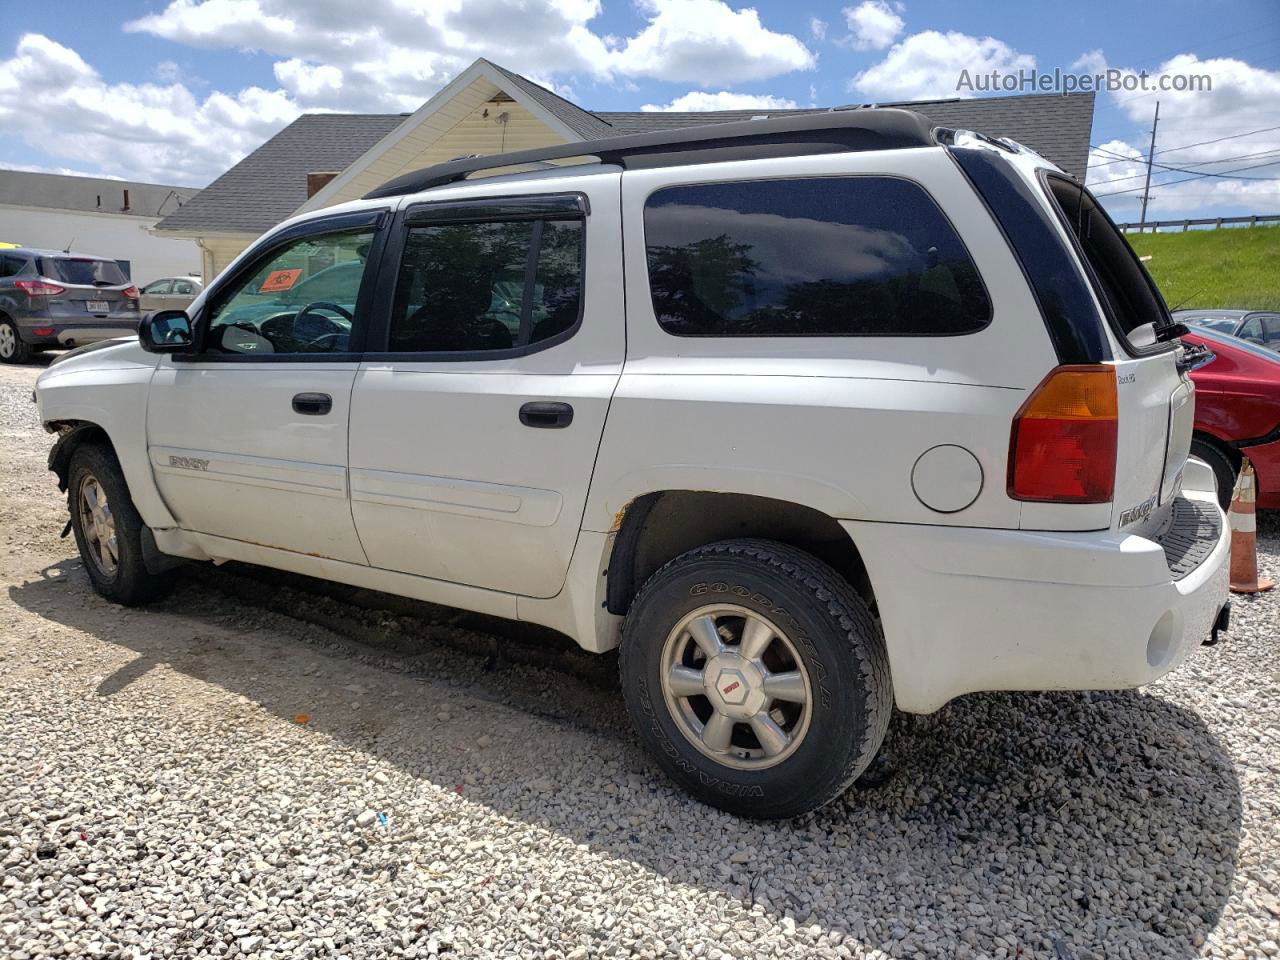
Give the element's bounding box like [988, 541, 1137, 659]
[843, 486, 1231, 714]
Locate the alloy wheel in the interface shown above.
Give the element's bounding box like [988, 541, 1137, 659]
[78, 473, 119, 577]
[659, 604, 812, 770]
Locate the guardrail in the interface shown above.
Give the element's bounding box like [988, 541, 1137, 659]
[1119, 214, 1280, 233]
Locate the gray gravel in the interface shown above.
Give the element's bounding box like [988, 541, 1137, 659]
[1, 359, 1278, 960]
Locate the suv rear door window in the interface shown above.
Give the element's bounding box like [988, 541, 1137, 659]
[41, 257, 128, 286]
[643, 176, 990, 337]
[387, 215, 583, 354]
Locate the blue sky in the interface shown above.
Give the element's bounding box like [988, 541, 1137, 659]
[1, 0, 1277, 221]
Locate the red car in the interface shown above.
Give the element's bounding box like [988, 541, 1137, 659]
[1181, 327, 1280, 509]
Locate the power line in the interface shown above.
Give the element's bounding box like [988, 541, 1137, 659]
[1094, 158, 1280, 197]
[1089, 146, 1280, 186]
[1088, 124, 1280, 169]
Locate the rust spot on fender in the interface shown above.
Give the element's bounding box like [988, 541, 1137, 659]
[610, 500, 632, 533]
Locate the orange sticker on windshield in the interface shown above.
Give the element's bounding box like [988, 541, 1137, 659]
[259, 268, 302, 293]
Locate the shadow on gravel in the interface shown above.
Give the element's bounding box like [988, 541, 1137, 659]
[11, 559, 1243, 959]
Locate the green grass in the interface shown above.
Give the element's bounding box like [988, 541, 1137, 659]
[1125, 224, 1280, 311]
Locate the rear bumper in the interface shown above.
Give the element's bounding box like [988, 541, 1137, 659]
[843, 488, 1231, 714]
[18, 318, 140, 347]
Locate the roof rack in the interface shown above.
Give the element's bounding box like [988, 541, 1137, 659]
[363, 109, 938, 200]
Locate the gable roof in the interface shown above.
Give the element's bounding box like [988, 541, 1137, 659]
[157, 57, 1094, 236]
[0, 168, 198, 218]
[154, 113, 406, 235]
[481, 60, 614, 141]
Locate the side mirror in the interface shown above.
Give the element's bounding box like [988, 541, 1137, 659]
[139, 310, 195, 354]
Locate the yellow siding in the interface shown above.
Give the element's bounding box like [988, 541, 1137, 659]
[198, 234, 258, 282]
[324, 97, 569, 207]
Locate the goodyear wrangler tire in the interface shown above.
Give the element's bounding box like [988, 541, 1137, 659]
[620, 539, 892, 819]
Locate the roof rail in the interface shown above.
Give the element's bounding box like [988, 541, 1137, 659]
[363, 109, 938, 200]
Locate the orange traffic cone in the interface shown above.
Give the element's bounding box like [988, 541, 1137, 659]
[1229, 459, 1274, 594]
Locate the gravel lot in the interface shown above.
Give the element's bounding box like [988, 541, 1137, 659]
[1, 358, 1277, 960]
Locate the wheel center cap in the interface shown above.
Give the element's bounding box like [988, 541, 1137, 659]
[704, 654, 766, 718]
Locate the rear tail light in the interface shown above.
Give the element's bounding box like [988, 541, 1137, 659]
[13, 279, 65, 296]
[1008, 365, 1118, 503]
[121, 285, 139, 299]
[32, 327, 54, 337]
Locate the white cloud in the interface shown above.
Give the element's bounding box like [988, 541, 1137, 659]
[641, 90, 799, 111]
[0, 1, 819, 185]
[842, 1, 904, 51]
[0, 33, 298, 186]
[809, 17, 827, 41]
[852, 30, 1034, 101]
[613, 0, 815, 86]
[1084, 53, 1280, 215]
[126, 0, 813, 107]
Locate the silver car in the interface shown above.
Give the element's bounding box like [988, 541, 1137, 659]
[139, 276, 204, 314]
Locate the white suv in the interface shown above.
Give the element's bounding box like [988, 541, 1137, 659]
[34, 112, 1231, 818]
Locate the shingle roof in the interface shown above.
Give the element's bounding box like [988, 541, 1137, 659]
[157, 61, 1093, 237]
[155, 113, 406, 235]
[0, 169, 198, 218]
[596, 92, 1095, 179]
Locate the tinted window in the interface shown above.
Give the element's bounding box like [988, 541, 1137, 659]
[206, 229, 372, 355]
[173, 280, 196, 295]
[0, 255, 24, 278]
[644, 177, 989, 337]
[388, 218, 582, 353]
[42, 257, 128, 286]
[1239, 316, 1265, 342]
[143, 280, 172, 295]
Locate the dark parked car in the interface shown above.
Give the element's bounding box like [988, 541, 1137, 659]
[0, 247, 140, 363]
[1182, 326, 1280, 509]
[1176, 308, 1280, 351]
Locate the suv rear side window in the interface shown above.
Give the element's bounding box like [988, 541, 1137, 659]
[388, 217, 583, 353]
[643, 176, 990, 337]
[41, 257, 128, 286]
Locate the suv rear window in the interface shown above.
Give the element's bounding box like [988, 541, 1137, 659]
[41, 257, 128, 286]
[643, 176, 990, 337]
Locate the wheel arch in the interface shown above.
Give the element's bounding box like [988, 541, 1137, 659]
[605, 490, 876, 618]
[48, 421, 114, 492]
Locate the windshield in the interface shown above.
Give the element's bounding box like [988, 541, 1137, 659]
[41, 257, 128, 286]
[1183, 316, 1241, 334]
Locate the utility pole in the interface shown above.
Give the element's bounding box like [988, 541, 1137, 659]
[1138, 101, 1160, 229]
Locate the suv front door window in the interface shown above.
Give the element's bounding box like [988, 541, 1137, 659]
[206, 230, 372, 355]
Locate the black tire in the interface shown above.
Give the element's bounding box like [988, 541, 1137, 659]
[620, 539, 892, 819]
[0, 317, 32, 364]
[1191, 438, 1236, 510]
[68, 442, 174, 606]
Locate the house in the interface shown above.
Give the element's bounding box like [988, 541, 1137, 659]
[156, 58, 1095, 280]
[0, 170, 201, 284]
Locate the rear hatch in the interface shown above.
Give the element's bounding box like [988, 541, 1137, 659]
[39, 256, 139, 319]
[1038, 175, 1195, 536]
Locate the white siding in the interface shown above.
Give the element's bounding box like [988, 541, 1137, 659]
[0, 205, 200, 285]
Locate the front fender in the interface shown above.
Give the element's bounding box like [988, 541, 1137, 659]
[36, 343, 175, 528]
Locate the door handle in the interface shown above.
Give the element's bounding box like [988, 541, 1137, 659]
[292, 392, 333, 415]
[519, 401, 574, 429]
